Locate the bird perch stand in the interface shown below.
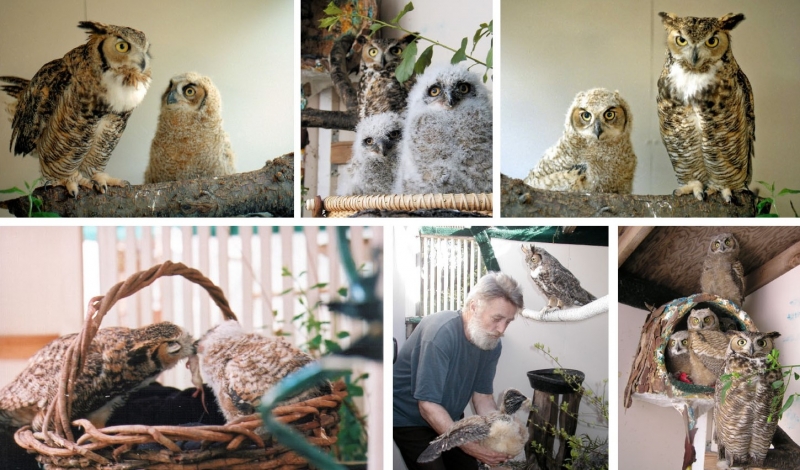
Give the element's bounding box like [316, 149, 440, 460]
[521, 296, 609, 322]
[526, 369, 584, 470]
[305, 193, 492, 217]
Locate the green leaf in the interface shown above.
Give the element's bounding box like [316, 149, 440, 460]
[390, 2, 414, 24]
[336, 331, 351, 339]
[395, 41, 417, 83]
[485, 45, 493, 68]
[780, 394, 795, 416]
[309, 334, 323, 348]
[772, 379, 784, 389]
[451, 37, 468, 64]
[369, 23, 384, 35]
[324, 339, 343, 354]
[323, 1, 343, 16]
[758, 180, 775, 193]
[778, 188, 800, 195]
[319, 16, 339, 30]
[281, 266, 291, 277]
[278, 287, 293, 296]
[32, 212, 60, 218]
[414, 45, 434, 74]
[0, 186, 25, 195]
[337, 287, 348, 297]
[794, 372, 799, 381]
[309, 282, 328, 290]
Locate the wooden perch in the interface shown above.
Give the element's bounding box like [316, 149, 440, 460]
[0, 154, 294, 218]
[500, 174, 757, 217]
[301, 108, 357, 131]
[521, 295, 608, 322]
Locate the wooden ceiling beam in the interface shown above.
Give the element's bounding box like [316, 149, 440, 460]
[745, 239, 800, 295]
[618, 226, 654, 267]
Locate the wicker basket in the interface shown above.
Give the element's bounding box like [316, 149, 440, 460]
[13, 261, 345, 469]
[305, 193, 493, 217]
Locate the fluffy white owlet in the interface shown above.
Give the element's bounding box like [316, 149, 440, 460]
[715, 331, 782, 468]
[144, 72, 236, 184]
[355, 34, 417, 120]
[0, 322, 193, 430]
[337, 112, 403, 196]
[665, 330, 692, 376]
[196, 320, 331, 424]
[657, 13, 754, 203]
[524, 88, 637, 194]
[521, 244, 596, 309]
[418, 389, 530, 470]
[699, 232, 745, 307]
[0, 21, 151, 197]
[393, 64, 492, 195]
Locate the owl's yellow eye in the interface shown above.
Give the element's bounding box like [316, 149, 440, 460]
[115, 41, 130, 53]
[714, 241, 720, 249]
[368, 48, 378, 57]
[669, 340, 676, 347]
[388, 130, 400, 139]
[457, 83, 471, 94]
[603, 110, 616, 120]
[681, 339, 688, 346]
[675, 36, 688, 46]
[364, 137, 374, 145]
[389, 46, 402, 55]
[580, 111, 592, 122]
[704, 316, 713, 324]
[724, 238, 732, 247]
[737, 338, 747, 347]
[533, 254, 541, 263]
[184, 86, 196, 97]
[706, 37, 720, 47]
[691, 317, 699, 324]
[428, 86, 441, 97]
[756, 339, 766, 347]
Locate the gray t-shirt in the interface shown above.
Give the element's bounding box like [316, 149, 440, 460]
[393, 310, 502, 427]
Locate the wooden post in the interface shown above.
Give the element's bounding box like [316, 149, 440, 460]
[527, 387, 583, 470]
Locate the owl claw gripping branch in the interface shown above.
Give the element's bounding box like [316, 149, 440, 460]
[0, 21, 151, 197]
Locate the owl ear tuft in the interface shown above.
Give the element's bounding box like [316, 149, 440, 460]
[719, 13, 745, 31]
[78, 21, 110, 36]
[765, 331, 781, 339]
[356, 34, 369, 45]
[400, 33, 419, 46]
[658, 12, 679, 29]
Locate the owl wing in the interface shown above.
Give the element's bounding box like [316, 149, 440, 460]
[9, 58, 72, 156]
[692, 331, 731, 374]
[738, 68, 755, 167]
[222, 353, 272, 416]
[417, 414, 492, 463]
[553, 266, 595, 305]
[732, 260, 745, 299]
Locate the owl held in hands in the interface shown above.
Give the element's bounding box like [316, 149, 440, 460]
[524, 88, 637, 194]
[337, 112, 403, 195]
[521, 244, 596, 310]
[0, 21, 151, 197]
[144, 72, 236, 184]
[657, 12, 754, 203]
[393, 64, 492, 195]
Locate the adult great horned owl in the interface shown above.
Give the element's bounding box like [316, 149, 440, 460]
[657, 12, 754, 203]
[524, 88, 637, 194]
[196, 320, 330, 424]
[0, 21, 151, 197]
[393, 64, 492, 195]
[521, 244, 596, 310]
[700, 232, 745, 307]
[144, 72, 236, 184]
[337, 112, 402, 195]
[0, 322, 193, 430]
[356, 34, 417, 120]
[715, 331, 783, 468]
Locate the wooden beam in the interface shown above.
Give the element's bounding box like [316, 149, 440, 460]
[618, 271, 683, 311]
[331, 141, 353, 165]
[0, 335, 58, 359]
[618, 226, 654, 267]
[745, 239, 800, 294]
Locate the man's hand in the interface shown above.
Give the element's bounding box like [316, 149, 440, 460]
[461, 441, 511, 466]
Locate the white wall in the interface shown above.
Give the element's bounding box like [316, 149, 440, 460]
[0, 0, 293, 216]
[502, 0, 800, 197]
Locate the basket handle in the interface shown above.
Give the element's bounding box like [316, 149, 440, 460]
[43, 261, 237, 443]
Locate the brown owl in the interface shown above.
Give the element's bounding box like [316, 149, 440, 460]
[521, 244, 596, 310]
[356, 34, 417, 120]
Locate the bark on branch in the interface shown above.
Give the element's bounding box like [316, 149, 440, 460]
[500, 174, 757, 218]
[0, 154, 294, 218]
[301, 108, 357, 131]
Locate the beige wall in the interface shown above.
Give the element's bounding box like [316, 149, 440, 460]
[0, 0, 293, 216]
[502, 0, 800, 196]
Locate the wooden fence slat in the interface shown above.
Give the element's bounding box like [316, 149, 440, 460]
[280, 226, 294, 336]
[306, 226, 320, 346]
[160, 227, 173, 325]
[218, 226, 230, 323]
[241, 227, 253, 331]
[198, 226, 211, 336]
[260, 228, 273, 332]
[139, 228, 154, 326]
[181, 227, 194, 333]
[122, 227, 138, 328]
[97, 227, 119, 327]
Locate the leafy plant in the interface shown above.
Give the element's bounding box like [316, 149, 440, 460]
[756, 181, 800, 217]
[0, 179, 59, 217]
[320, 1, 493, 82]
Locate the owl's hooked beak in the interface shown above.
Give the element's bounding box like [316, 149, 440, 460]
[167, 89, 179, 105]
[691, 47, 699, 67]
[593, 120, 603, 139]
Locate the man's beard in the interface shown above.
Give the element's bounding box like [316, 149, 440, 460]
[466, 313, 501, 350]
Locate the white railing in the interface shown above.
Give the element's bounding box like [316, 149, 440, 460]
[418, 232, 487, 317]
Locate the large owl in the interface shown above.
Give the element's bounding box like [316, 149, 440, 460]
[665, 330, 692, 377]
[0, 322, 193, 430]
[0, 21, 151, 197]
[657, 12, 754, 203]
[521, 244, 596, 310]
[393, 64, 492, 195]
[715, 331, 783, 468]
[687, 309, 733, 387]
[524, 88, 637, 194]
[196, 320, 330, 424]
[337, 111, 402, 195]
[144, 72, 236, 184]
[356, 34, 417, 120]
[700, 232, 745, 307]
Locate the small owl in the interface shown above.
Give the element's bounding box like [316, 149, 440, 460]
[657, 13, 754, 203]
[665, 330, 692, 376]
[144, 72, 236, 184]
[700, 232, 745, 307]
[393, 64, 492, 195]
[0, 322, 193, 430]
[356, 34, 417, 120]
[196, 320, 330, 424]
[337, 112, 402, 195]
[0, 21, 151, 197]
[687, 307, 720, 332]
[715, 331, 783, 468]
[418, 389, 530, 470]
[524, 88, 637, 194]
[521, 244, 596, 310]
[687, 310, 734, 387]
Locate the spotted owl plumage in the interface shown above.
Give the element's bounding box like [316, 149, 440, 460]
[657, 12, 754, 203]
[196, 320, 331, 424]
[524, 88, 637, 194]
[521, 244, 596, 310]
[700, 232, 745, 307]
[338, 111, 402, 195]
[0, 21, 151, 197]
[665, 330, 692, 376]
[714, 331, 783, 468]
[393, 64, 492, 195]
[687, 309, 734, 386]
[417, 389, 530, 470]
[144, 72, 236, 184]
[356, 34, 417, 120]
[0, 322, 193, 431]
